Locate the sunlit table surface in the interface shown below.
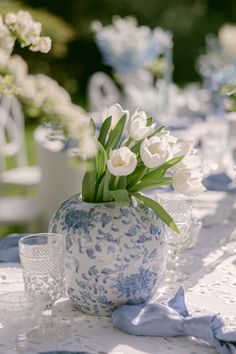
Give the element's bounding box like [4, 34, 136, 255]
[0, 191, 236, 354]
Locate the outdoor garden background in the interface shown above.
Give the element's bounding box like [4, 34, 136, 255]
[1, 0, 236, 237]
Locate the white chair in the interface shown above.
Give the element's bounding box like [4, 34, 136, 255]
[34, 126, 84, 230]
[87, 72, 121, 112]
[0, 196, 41, 230]
[0, 95, 41, 188]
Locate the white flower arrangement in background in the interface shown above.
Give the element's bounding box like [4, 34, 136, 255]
[1, 54, 96, 157]
[0, 10, 96, 157]
[4, 10, 51, 53]
[92, 16, 172, 74]
[82, 103, 205, 233]
[0, 10, 51, 95]
[197, 23, 236, 91]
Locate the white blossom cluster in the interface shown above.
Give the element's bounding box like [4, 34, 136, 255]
[4, 10, 51, 53]
[0, 10, 51, 95]
[103, 103, 205, 196]
[0, 16, 15, 55]
[0, 10, 95, 157]
[0, 54, 96, 158]
[92, 16, 172, 74]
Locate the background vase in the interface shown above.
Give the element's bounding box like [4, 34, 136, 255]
[49, 194, 168, 316]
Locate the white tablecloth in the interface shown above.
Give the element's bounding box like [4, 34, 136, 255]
[0, 191, 236, 354]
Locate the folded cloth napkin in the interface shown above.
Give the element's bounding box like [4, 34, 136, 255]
[112, 287, 236, 354]
[202, 173, 236, 192]
[0, 233, 25, 263]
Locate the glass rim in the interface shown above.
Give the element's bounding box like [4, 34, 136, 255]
[19, 233, 64, 245]
[156, 191, 192, 200]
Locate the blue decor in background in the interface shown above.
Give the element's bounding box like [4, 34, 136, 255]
[202, 172, 236, 192]
[0, 234, 25, 263]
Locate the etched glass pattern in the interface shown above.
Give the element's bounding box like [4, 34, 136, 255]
[19, 233, 66, 307]
[156, 192, 192, 280]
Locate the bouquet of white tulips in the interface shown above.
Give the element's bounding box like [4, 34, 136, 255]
[82, 103, 205, 233]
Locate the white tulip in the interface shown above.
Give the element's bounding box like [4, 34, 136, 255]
[140, 136, 172, 169]
[158, 129, 178, 146]
[172, 168, 205, 196]
[173, 141, 201, 170]
[180, 154, 201, 170]
[128, 109, 155, 141]
[107, 146, 137, 176]
[173, 141, 194, 157]
[102, 103, 129, 129]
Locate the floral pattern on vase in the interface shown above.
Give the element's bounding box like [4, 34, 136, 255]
[49, 194, 168, 316]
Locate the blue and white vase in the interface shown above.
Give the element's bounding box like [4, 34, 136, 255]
[49, 194, 168, 316]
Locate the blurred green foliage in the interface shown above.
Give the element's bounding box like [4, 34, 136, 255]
[1, 0, 236, 103]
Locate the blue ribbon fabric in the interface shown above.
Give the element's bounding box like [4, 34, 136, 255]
[112, 287, 236, 354]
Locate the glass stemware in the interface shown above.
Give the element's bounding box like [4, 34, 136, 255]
[19, 233, 66, 340]
[182, 217, 202, 250]
[19, 233, 65, 309]
[201, 117, 229, 175]
[156, 192, 192, 283]
[0, 291, 44, 353]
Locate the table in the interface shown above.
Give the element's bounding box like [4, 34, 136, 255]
[0, 191, 236, 354]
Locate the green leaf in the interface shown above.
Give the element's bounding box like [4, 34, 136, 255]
[117, 176, 127, 190]
[96, 174, 106, 202]
[142, 156, 183, 181]
[149, 125, 165, 138]
[82, 142, 107, 202]
[128, 177, 172, 193]
[131, 141, 142, 154]
[98, 116, 112, 146]
[105, 114, 126, 151]
[132, 192, 179, 234]
[103, 170, 113, 202]
[110, 189, 130, 205]
[82, 160, 96, 202]
[127, 165, 146, 186]
[147, 117, 153, 126]
[127, 165, 148, 189]
[96, 142, 107, 182]
[89, 118, 96, 136]
[96, 170, 113, 203]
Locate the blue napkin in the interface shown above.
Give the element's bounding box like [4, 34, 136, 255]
[202, 173, 236, 192]
[112, 287, 236, 354]
[0, 233, 24, 263]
